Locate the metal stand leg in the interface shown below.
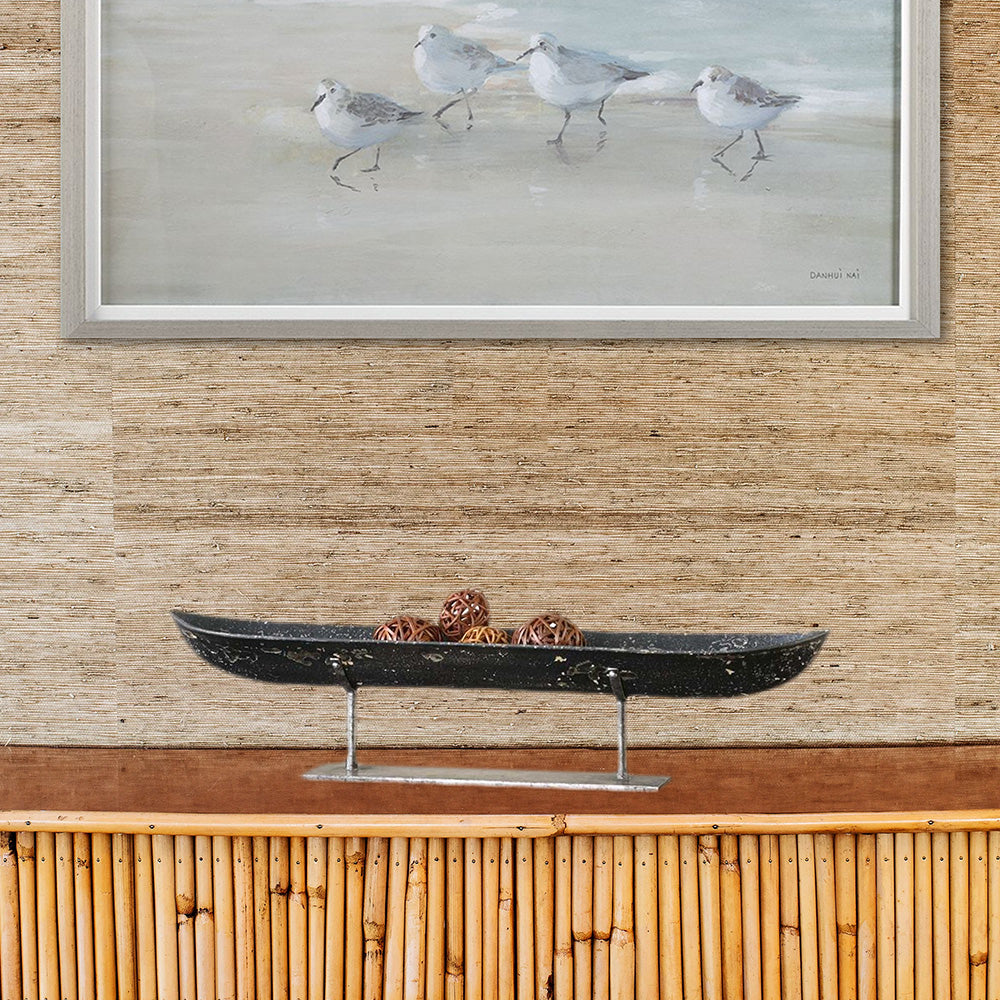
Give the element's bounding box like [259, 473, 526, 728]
[345, 686, 358, 775]
[606, 668, 629, 782]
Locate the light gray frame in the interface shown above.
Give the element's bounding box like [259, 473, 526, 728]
[61, 0, 940, 340]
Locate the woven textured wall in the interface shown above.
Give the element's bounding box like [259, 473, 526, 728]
[1, 1, 996, 747]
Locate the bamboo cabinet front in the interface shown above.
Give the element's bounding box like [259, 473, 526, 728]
[0, 824, 996, 1000]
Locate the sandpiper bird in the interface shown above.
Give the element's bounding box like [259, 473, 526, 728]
[413, 24, 520, 128]
[518, 33, 649, 145]
[691, 66, 801, 163]
[310, 78, 423, 178]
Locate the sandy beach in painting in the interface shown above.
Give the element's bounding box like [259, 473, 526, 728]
[101, 0, 900, 308]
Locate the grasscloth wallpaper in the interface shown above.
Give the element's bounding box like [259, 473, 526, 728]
[1, 2, 992, 749]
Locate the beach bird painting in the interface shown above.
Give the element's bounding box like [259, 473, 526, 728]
[94, 0, 914, 329]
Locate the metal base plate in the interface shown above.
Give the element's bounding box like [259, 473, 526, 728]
[304, 762, 670, 792]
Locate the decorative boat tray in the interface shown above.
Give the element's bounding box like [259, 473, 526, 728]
[171, 610, 826, 699]
[172, 610, 826, 791]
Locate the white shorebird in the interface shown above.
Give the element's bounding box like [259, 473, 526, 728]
[413, 24, 520, 129]
[517, 33, 649, 144]
[691, 66, 801, 164]
[310, 78, 423, 180]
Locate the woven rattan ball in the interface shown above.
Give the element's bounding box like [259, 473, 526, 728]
[511, 613, 586, 647]
[439, 589, 490, 641]
[459, 625, 510, 645]
[372, 615, 442, 642]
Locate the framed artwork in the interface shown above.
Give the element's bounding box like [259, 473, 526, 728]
[61, 0, 939, 339]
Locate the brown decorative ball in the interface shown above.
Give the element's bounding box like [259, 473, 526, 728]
[372, 615, 442, 642]
[512, 613, 586, 647]
[459, 625, 510, 645]
[439, 589, 490, 641]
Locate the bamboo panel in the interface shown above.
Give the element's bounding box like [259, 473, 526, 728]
[0, 832, 21, 1000]
[514, 840, 533, 1000]
[35, 832, 59, 1000]
[760, 835, 780, 1000]
[325, 838, 346, 1000]
[288, 838, 307, 1000]
[551, 837, 571, 1000]
[969, 832, 988, 1000]
[464, 838, 482, 1000]
[931, 833, 950, 1000]
[363, 837, 389, 1000]
[134, 834, 158, 1000]
[384, 837, 408, 1000]
[16, 833, 38, 1000]
[593, 835, 613, 1000]
[719, 834, 742, 1000]
[634, 835, 658, 1000]
[252, 838, 271, 1000]
[305, 837, 326, 1000]
[444, 839, 462, 1000]
[987, 832, 999, 1000]
[699, 836, 723, 1000]
[90, 834, 115, 1000]
[270, 838, 290, 1000]
[834, 834, 857, 1000]
[894, 833, 914, 1000]
[403, 838, 427, 1000]
[876, 833, 895, 1000]
[797, 835, 819, 1000]
[55, 833, 78, 1000]
[110, 833, 135, 1000]
[496, 840, 514, 1000]
[481, 838, 499, 1000]
[176, 836, 197, 1000]
[814, 834, 838, 1000]
[610, 836, 635, 1000]
[152, 834, 180, 1000]
[738, 836, 761, 1000]
[779, 834, 801, 1000]
[953, 832, 971, 1000]
[533, 838, 554, 1000]
[912, 833, 931, 1000]
[234, 836, 256, 1000]
[213, 835, 237, 1000]
[425, 839, 444, 1000]
[658, 835, 683, 1000]
[194, 837, 216, 1000]
[855, 835, 875, 1000]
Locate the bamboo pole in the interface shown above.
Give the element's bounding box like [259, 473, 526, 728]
[134, 834, 158, 1000]
[969, 831, 988, 1000]
[496, 840, 514, 1000]
[986, 832, 999, 1000]
[270, 838, 290, 1000]
[35, 832, 60, 1000]
[634, 835, 658, 1000]
[425, 839, 444, 1000]
[55, 833, 79, 1000]
[288, 839, 308, 1000]
[679, 835, 703, 1000]
[0, 832, 21, 1000]
[552, 838, 572, 1000]
[152, 834, 180, 1000]
[931, 832, 950, 1000]
[91, 834, 116, 1000]
[252, 838, 271, 1000]
[778, 834, 801, 1000]
[444, 839, 463, 1000]
[403, 838, 427, 1000]
[514, 839, 534, 1000]
[813, 834, 838, 1000]
[699, 836, 723, 1000]
[109, 834, 134, 1000]
[719, 835, 742, 1000]
[16, 834, 38, 1000]
[213, 835, 237, 1000]
[572, 836, 593, 1000]
[875, 833, 894, 1000]
[593, 836, 614, 1000]
[952, 832, 970, 1000]
[194, 836, 216, 1000]
[175, 836, 197, 1000]
[464, 838, 483, 1000]
[306, 838, 328, 1000]
[383, 838, 408, 1000]
[533, 838, 554, 1000]
[797, 835, 819, 1000]
[894, 833, 915, 1000]
[324, 838, 346, 1000]
[737, 836, 761, 1000]
[610, 836, 635, 1000]
[833, 834, 857, 1000]
[481, 838, 499, 1000]
[363, 837, 389, 1000]
[854, 835, 875, 1000]
[233, 837, 257, 1000]
[912, 833, 931, 1000]
[73, 833, 96, 1000]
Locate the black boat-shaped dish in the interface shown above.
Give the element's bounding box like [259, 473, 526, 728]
[172, 610, 826, 791]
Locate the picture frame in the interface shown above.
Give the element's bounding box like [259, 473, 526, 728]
[61, 0, 940, 340]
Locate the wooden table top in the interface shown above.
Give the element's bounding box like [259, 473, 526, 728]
[1, 745, 998, 819]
